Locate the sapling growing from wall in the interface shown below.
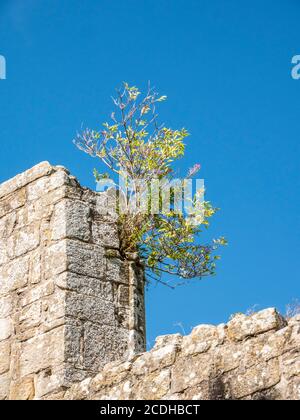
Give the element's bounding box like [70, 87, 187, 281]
[74, 83, 226, 287]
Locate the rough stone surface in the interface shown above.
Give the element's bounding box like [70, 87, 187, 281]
[0, 162, 146, 400]
[43, 310, 299, 401]
[0, 163, 299, 400]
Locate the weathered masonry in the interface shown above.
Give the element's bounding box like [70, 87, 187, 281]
[58, 309, 300, 401]
[0, 163, 299, 400]
[0, 162, 145, 399]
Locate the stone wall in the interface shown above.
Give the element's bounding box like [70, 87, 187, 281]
[44, 308, 300, 400]
[0, 162, 145, 400]
[0, 163, 299, 400]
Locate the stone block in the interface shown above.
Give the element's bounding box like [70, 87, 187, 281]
[0, 241, 8, 266]
[26, 169, 68, 202]
[154, 333, 182, 350]
[51, 199, 91, 242]
[19, 301, 42, 331]
[41, 288, 66, 331]
[44, 241, 67, 279]
[227, 308, 286, 342]
[132, 369, 171, 400]
[117, 285, 129, 307]
[0, 188, 26, 219]
[55, 272, 113, 301]
[64, 320, 83, 367]
[90, 360, 132, 391]
[0, 372, 10, 400]
[19, 280, 55, 307]
[19, 327, 65, 377]
[181, 381, 211, 400]
[66, 240, 105, 279]
[0, 212, 17, 238]
[171, 353, 213, 394]
[64, 377, 91, 400]
[83, 323, 128, 371]
[105, 258, 128, 284]
[29, 250, 42, 284]
[0, 295, 13, 318]
[92, 221, 119, 247]
[0, 162, 53, 200]
[0, 341, 10, 374]
[65, 291, 116, 326]
[229, 358, 280, 399]
[0, 318, 13, 341]
[0, 255, 29, 295]
[7, 224, 40, 258]
[128, 329, 146, 355]
[132, 344, 178, 375]
[9, 376, 35, 400]
[281, 349, 300, 380]
[34, 366, 65, 399]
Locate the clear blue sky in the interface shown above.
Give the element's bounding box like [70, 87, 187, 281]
[1, 0, 299, 347]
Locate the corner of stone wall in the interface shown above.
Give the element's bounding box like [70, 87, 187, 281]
[0, 162, 146, 400]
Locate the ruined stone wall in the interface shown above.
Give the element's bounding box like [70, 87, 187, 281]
[0, 163, 299, 400]
[45, 308, 300, 400]
[0, 162, 145, 400]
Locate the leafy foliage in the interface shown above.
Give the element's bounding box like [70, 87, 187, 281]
[74, 83, 226, 287]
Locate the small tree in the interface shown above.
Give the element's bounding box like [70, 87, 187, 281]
[74, 83, 226, 287]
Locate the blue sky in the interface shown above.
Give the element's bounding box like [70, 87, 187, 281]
[0, 0, 299, 347]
